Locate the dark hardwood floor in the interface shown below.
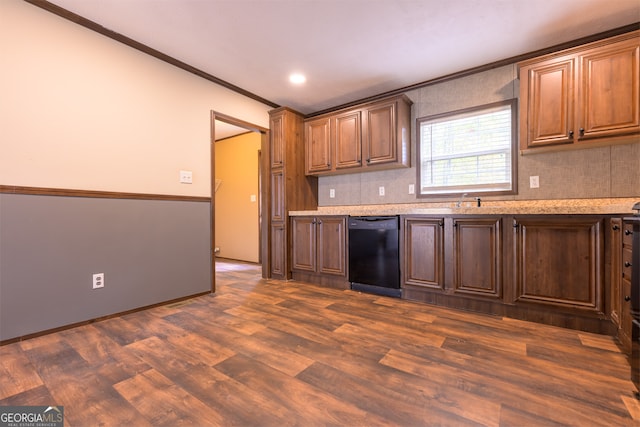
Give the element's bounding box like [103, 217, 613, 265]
[1, 259, 639, 426]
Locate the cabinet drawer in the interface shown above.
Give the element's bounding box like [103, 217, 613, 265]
[623, 247, 633, 281]
[623, 222, 634, 247]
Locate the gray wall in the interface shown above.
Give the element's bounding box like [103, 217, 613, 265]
[0, 194, 211, 341]
[318, 64, 640, 206]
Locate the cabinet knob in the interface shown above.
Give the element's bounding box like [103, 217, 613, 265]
[569, 130, 574, 137]
[625, 261, 632, 268]
[366, 158, 371, 164]
[579, 128, 585, 136]
[625, 229, 633, 236]
[612, 224, 620, 231]
[625, 296, 631, 302]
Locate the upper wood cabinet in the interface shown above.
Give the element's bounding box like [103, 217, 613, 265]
[305, 116, 331, 174]
[519, 30, 639, 150]
[335, 110, 362, 170]
[363, 99, 402, 167]
[304, 94, 412, 176]
[305, 111, 362, 174]
[519, 54, 575, 148]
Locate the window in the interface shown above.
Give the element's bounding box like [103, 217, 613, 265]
[417, 99, 517, 196]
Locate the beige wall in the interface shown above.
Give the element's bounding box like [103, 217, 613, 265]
[215, 133, 261, 263]
[0, 0, 271, 196]
[318, 64, 640, 206]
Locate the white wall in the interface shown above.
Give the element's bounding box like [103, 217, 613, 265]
[0, 0, 271, 196]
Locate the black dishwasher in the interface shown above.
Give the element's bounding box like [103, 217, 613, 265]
[348, 216, 401, 297]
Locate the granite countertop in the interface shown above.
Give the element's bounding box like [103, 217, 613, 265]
[290, 198, 640, 216]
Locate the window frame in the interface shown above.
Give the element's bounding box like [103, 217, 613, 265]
[415, 99, 518, 198]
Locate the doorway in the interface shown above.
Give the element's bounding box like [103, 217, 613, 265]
[210, 111, 269, 292]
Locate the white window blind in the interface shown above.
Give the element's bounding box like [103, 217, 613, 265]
[418, 101, 515, 195]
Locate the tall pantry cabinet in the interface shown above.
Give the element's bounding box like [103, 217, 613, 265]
[267, 107, 318, 279]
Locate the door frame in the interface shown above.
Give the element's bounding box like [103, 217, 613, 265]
[210, 111, 269, 292]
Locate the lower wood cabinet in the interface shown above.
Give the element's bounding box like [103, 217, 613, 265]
[513, 216, 603, 313]
[403, 217, 444, 289]
[402, 214, 616, 335]
[453, 217, 502, 298]
[403, 216, 501, 298]
[291, 216, 348, 287]
[295, 212, 621, 335]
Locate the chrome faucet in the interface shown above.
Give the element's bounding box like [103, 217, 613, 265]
[456, 193, 468, 208]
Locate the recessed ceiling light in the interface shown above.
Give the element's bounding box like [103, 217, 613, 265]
[289, 72, 306, 85]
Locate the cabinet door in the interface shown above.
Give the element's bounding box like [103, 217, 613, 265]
[364, 101, 397, 165]
[270, 112, 285, 168]
[578, 38, 640, 140]
[403, 217, 444, 289]
[270, 170, 284, 222]
[291, 217, 316, 272]
[317, 216, 347, 276]
[453, 218, 502, 298]
[519, 56, 575, 149]
[334, 111, 362, 170]
[270, 224, 286, 278]
[514, 217, 603, 311]
[305, 117, 331, 174]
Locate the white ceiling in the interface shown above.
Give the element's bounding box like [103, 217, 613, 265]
[47, 0, 639, 125]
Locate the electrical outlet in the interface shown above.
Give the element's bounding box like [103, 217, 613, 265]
[250, 194, 256, 202]
[92, 273, 104, 289]
[179, 170, 193, 184]
[379, 186, 385, 196]
[408, 184, 415, 194]
[529, 175, 540, 189]
[329, 188, 335, 198]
